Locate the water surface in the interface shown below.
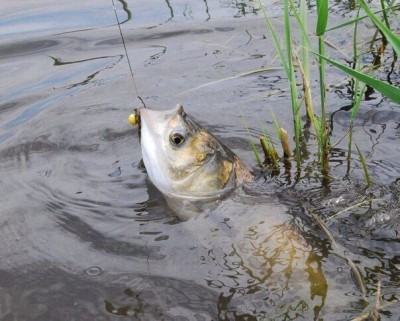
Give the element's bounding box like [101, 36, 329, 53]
[0, 1, 399, 320]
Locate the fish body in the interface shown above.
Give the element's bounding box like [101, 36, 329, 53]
[138, 105, 252, 218]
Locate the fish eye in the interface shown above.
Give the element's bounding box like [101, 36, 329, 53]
[170, 132, 185, 146]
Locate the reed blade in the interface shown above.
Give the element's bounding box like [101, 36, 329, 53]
[316, 0, 329, 36]
[314, 53, 400, 104]
[355, 144, 371, 187]
[359, 0, 400, 56]
[325, 4, 400, 32]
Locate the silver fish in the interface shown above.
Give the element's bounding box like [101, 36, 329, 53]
[138, 104, 252, 219]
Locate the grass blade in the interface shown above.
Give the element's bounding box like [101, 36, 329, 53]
[359, 0, 400, 56]
[270, 110, 282, 141]
[325, 4, 400, 32]
[314, 53, 400, 104]
[316, 0, 329, 36]
[260, 136, 279, 167]
[257, 0, 290, 76]
[240, 113, 263, 167]
[288, 0, 312, 49]
[355, 144, 371, 187]
[283, 0, 302, 163]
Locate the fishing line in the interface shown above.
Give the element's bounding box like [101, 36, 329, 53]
[111, 0, 146, 108]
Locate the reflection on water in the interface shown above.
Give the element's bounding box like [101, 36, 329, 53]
[116, 0, 132, 24]
[1, 53, 123, 141]
[0, 0, 399, 320]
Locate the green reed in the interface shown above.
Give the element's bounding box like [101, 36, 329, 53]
[257, 0, 302, 165]
[360, 0, 400, 56]
[257, 0, 400, 178]
[260, 136, 279, 168]
[325, 2, 400, 32]
[319, 0, 400, 102]
[356, 144, 371, 187]
[284, 0, 302, 165]
[346, 6, 367, 176]
[258, 0, 331, 171]
[316, 0, 329, 172]
[241, 113, 263, 167]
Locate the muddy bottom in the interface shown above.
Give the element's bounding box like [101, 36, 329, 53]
[0, 1, 399, 320]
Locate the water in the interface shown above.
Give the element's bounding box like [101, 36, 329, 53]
[0, 1, 399, 320]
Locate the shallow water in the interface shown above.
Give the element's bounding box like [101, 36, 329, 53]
[0, 1, 399, 320]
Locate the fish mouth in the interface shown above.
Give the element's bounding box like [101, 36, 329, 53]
[139, 105, 184, 194]
[139, 104, 183, 135]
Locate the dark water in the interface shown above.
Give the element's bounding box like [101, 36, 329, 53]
[1, 1, 399, 320]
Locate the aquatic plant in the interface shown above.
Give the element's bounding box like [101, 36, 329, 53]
[257, 0, 400, 183]
[257, 0, 331, 173]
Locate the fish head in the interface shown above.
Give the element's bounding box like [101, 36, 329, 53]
[139, 105, 252, 200]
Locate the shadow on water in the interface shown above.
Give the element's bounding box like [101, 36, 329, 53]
[0, 40, 61, 59]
